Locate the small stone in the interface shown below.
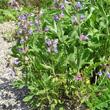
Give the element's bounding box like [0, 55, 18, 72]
[2, 104, 7, 109]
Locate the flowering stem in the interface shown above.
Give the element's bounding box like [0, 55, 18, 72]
[78, 23, 81, 36]
[88, 73, 106, 98]
[77, 22, 81, 73]
[76, 73, 107, 109]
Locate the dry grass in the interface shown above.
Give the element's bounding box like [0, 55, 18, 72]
[16, 0, 45, 7]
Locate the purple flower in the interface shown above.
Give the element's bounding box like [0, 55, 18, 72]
[54, 15, 59, 21]
[20, 38, 24, 44]
[30, 13, 35, 17]
[9, 3, 12, 6]
[80, 14, 85, 20]
[25, 36, 28, 41]
[4, 38, 7, 41]
[53, 48, 58, 53]
[64, 0, 69, 4]
[36, 27, 42, 33]
[19, 29, 22, 33]
[54, 38, 59, 43]
[72, 16, 77, 23]
[10, 68, 15, 76]
[76, 2, 82, 8]
[19, 15, 23, 19]
[17, 29, 22, 34]
[17, 48, 22, 52]
[108, 74, 110, 79]
[14, 60, 20, 65]
[28, 29, 32, 34]
[60, 12, 64, 18]
[81, 33, 89, 40]
[26, 44, 29, 51]
[17, 22, 21, 25]
[22, 15, 26, 19]
[13, 0, 16, 3]
[35, 19, 41, 25]
[23, 25, 26, 30]
[46, 39, 59, 53]
[44, 27, 49, 32]
[106, 71, 109, 75]
[25, 13, 29, 16]
[54, 0, 58, 5]
[24, 20, 27, 22]
[30, 22, 33, 27]
[13, 6, 18, 10]
[106, 72, 110, 79]
[98, 72, 102, 76]
[74, 76, 78, 81]
[53, 43, 57, 48]
[35, 20, 39, 25]
[41, 9, 44, 13]
[45, 40, 51, 46]
[36, 27, 40, 31]
[39, 9, 44, 16]
[61, 4, 65, 9]
[46, 48, 51, 53]
[6, 63, 9, 68]
[19, 26, 23, 29]
[0, 34, 2, 37]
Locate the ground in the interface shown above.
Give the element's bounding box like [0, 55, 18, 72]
[0, 22, 30, 110]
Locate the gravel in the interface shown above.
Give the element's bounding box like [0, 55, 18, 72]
[0, 21, 30, 110]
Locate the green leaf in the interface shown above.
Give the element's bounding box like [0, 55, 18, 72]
[64, 5, 71, 18]
[68, 53, 77, 70]
[71, 85, 75, 89]
[96, 105, 101, 109]
[54, 21, 57, 32]
[54, 50, 63, 67]
[79, 48, 91, 68]
[81, 98, 86, 104]
[103, 102, 108, 108]
[23, 94, 34, 102]
[96, 34, 110, 39]
[13, 81, 25, 88]
[96, 2, 106, 18]
[42, 21, 47, 30]
[51, 104, 56, 110]
[36, 89, 48, 95]
[57, 21, 64, 42]
[40, 63, 52, 70]
[3, 10, 15, 19]
[31, 99, 39, 109]
[88, 42, 101, 47]
[28, 86, 35, 90]
[81, 7, 95, 24]
[59, 107, 64, 110]
[81, 48, 91, 60]
[49, 26, 59, 37]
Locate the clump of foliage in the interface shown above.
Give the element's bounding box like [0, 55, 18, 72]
[0, 0, 53, 23]
[0, 0, 8, 9]
[0, 0, 18, 23]
[8, 0, 110, 109]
